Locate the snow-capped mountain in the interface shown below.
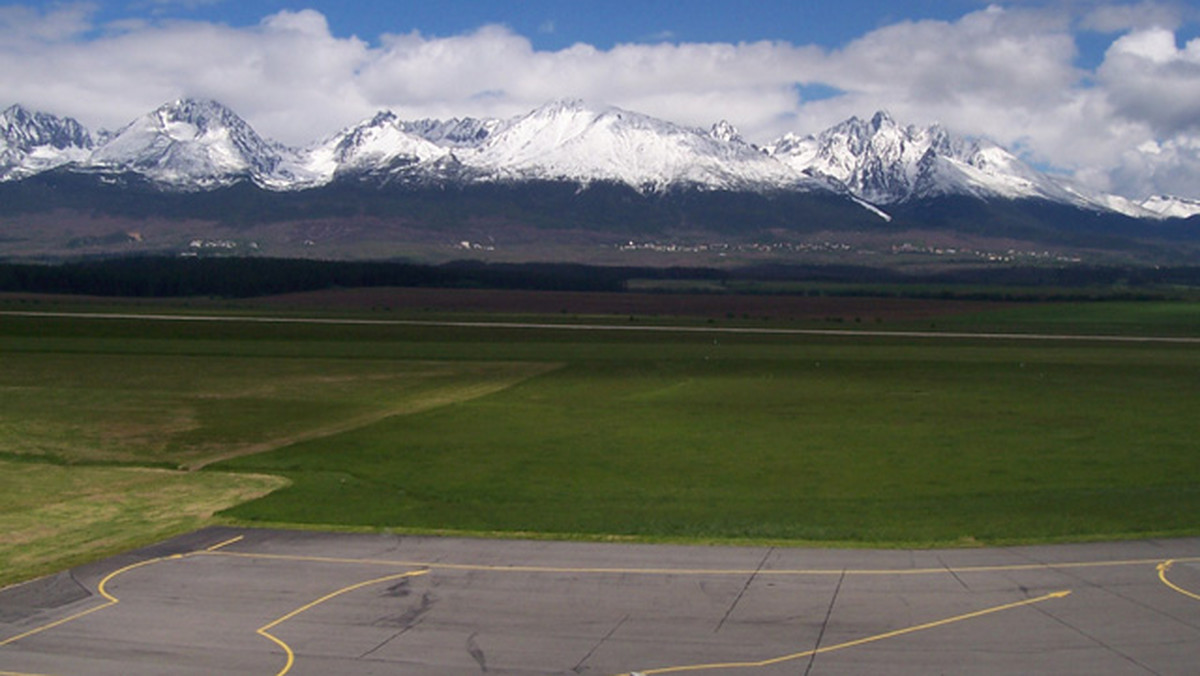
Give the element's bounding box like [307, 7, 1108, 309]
[1139, 194, 1200, 220]
[455, 99, 811, 192]
[87, 99, 287, 189]
[282, 110, 453, 188]
[399, 116, 503, 148]
[1, 98, 1197, 224]
[0, 104, 92, 180]
[708, 120, 746, 145]
[766, 111, 1086, 207]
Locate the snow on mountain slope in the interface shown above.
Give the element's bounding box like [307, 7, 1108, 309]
[87, 99, 285, 188]
[400, 116, 504, 148]
[461, 99, 808, 191]
[4, 97, 1198, 226]
[1051, 186, 1200, 220]
[768, 112, 928, 202]
[768, 111, 1088, 207]
[1140, 195, 1200, 219]
[281, 111, 452, 187]
[0, 104, 92, 179]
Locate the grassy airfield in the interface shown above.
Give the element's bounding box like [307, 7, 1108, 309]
[2, 293, 1199, 585]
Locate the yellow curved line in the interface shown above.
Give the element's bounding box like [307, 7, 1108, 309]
[256, 569, 429, 676]
[256, 628, 295, 676]
[1157, 560, 1200, 602]
[617, 590, 1071, 676]
[0, 554, 183, 648]
[0, 535, 243, 648]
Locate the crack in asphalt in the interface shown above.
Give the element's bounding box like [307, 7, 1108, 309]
[936, 552, 973, 591]
[1012, 549, 1200, 633]
[804, 569, 847, 676]
[573, 614, 629, 673]
[360, 587, 437, 659]
[714, 547, 774, 634]
[1030, 603, 1161, 675]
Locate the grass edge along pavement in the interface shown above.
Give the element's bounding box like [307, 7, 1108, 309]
[0, 461, 287, 589]
[4, 299, 1200, 587]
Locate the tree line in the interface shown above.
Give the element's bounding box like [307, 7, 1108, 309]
[0, 257, 726, 298]
[1, 256, 1197, 300]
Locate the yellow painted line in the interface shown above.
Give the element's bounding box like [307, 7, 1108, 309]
[0, 554, 184, 647]
[206, 535, 244, 552]
[0, 670, 54, 675]
[206, 550, 1200, 578]
[256, 569, 429, 676]
[616, 590, 1072, 675]
[0, 534, 240, 647]
[1157, 560, 1200, 602]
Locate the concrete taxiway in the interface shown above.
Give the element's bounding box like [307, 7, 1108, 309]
[3, 528, 1200, 675]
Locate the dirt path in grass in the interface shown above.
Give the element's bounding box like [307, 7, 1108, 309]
[184, 363, 561, 471]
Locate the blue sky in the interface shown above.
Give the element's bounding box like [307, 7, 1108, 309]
[99, 1, 976, 49]
[4, 1, 1200, 198]
[82, 0, 1195, 68]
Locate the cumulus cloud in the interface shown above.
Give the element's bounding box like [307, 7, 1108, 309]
[801, 7, 1084, 141]
[1, 2, 1199, 199]
[1098, 27, 1200, 135]
[351, 26, 824, 139]
[1080, 1, 1186, 32]
[0, 5, 375, 143]
[1101, 135, 1200, 198]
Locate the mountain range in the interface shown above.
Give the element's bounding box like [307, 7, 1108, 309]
[1, 98, 1198, 263]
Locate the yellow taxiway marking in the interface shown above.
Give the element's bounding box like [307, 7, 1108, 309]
[257, 569, 429, 676]
[0, 554, 182, 648]
[206, 534, 244, 552]
[0, 534, 244, 648]
[1157, 560, 1200, 602]
[206, 549, 1200, 578]
[616, 590, 1072, 675]
[1, 533, 1192, 675]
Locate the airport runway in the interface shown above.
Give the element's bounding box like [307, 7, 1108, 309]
[6, 310, 1200, 344]
[2, 528, 1200, 675]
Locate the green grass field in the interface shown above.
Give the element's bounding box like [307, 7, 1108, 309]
[215, 331, 1200, 544]
[2, 298, 1199, 583]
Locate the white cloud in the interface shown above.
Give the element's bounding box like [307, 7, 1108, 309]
[1105, 134, 1200, 198]
[1098, 27, 1200, 135]
[1, 3, 1199, 199]
[805, 7, 1084, 139]
[353, 26, 824, 139]
[0, 5, 374, 143]
[1080, 1, 1186, 32]
[0, 2, 96, 44]
[261, 8, 333, 38]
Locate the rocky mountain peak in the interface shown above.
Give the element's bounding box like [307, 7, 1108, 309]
[1, 99, 1194, 221]
[2, 104, 93, 152]
[709, 120, 745, 144]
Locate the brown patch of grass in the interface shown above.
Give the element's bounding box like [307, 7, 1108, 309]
[0, 461, 288, 588]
